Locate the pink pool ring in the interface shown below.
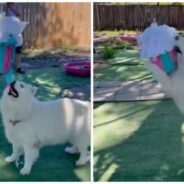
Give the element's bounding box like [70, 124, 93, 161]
[120, 34, 138, 42]
[64, 61, 90, 76]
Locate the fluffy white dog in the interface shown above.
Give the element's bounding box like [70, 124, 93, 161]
[0, 81, 90, 175]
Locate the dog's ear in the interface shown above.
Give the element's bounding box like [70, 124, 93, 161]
[30, 85, 38, 95]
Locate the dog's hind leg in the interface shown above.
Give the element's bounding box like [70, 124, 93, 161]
[5, 144, 23, 163]
[20, 146, 39, 175]
[75, 145, 89, 166]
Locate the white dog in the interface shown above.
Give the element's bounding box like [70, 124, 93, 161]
[168, 35, 184, 114]
[144, 35, 184, 114]
[0, 81, 90, 175]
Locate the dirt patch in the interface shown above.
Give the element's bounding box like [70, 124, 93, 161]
[21, 48, 90, 70]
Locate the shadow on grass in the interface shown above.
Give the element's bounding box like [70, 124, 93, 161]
[0, 144, 90, 181]
[94, 100, 184, 181]
[94, 103, 151, 128]
[17, 68, 90, 101]
[94, 49, 152, 81]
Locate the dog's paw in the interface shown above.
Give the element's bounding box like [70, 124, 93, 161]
[5, 156, 15, 163]
[20, 167, 31, 175]
[65, 146, 79, 154]
[76, 159, 86, 166]
[75, 158, 89, 166]
[76, 156, 90, 166]
[86, 155, 90, 163]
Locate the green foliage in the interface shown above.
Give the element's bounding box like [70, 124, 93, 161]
[102, 45, 116, 59]
[116, 41, 134, 49]
[55, 46, 70, 54]
[23, 48, 33, 56]
[95, 30, 137, 38]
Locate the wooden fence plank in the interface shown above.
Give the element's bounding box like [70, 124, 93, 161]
[94, 4, 184, 31]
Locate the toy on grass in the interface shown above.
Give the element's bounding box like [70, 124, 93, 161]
[64, 61, 90, 76]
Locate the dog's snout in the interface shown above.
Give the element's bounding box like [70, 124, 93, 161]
[8, 81, 19, 98]
[174, 46, 182, 54]
[8, 89, 19, 98]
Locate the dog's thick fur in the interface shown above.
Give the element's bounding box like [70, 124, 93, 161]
[145, 35, 184, 114]
[0, 81, 90, 175]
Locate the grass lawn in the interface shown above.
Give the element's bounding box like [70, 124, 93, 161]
[94, 32, 184, 182]
[94, 49, 153, 81]
[94, 100, 184, 181]
[0, 68, 90, 181]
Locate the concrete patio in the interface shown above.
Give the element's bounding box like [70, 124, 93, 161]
[94, 80, 168, 102]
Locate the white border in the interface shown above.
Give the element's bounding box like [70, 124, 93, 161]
[90, 1, 94, 182]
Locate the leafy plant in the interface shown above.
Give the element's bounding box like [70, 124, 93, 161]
[102, 45, 116, 59]
[115, 40, 134, 49]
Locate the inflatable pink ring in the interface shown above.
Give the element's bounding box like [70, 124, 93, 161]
[120, 34, 138, 42]
[64, 61, 90, 76]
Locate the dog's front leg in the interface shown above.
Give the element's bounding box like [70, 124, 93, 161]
[5, 144, 23, 163]
[20, 146, 39, 175]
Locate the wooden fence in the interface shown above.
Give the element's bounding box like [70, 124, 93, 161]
[94, 4, 184, 30]
[0, 3, 91, 49]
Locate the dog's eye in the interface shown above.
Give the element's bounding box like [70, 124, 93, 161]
[175, 35, 179, 40]
[20, 84, 24, 88]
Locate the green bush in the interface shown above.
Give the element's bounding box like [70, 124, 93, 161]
[116, 40, 134, 49]
[102, 45, 116, 59]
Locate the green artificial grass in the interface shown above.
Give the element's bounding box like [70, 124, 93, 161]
[94, 101, 184, 181]
[94, 49, 153, 81]
[0, 68, 90, 181]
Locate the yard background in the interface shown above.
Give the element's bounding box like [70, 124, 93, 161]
[0, 3, 91, 49]
[93, 2, 184, 181]
[94, 4, 184, 30]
